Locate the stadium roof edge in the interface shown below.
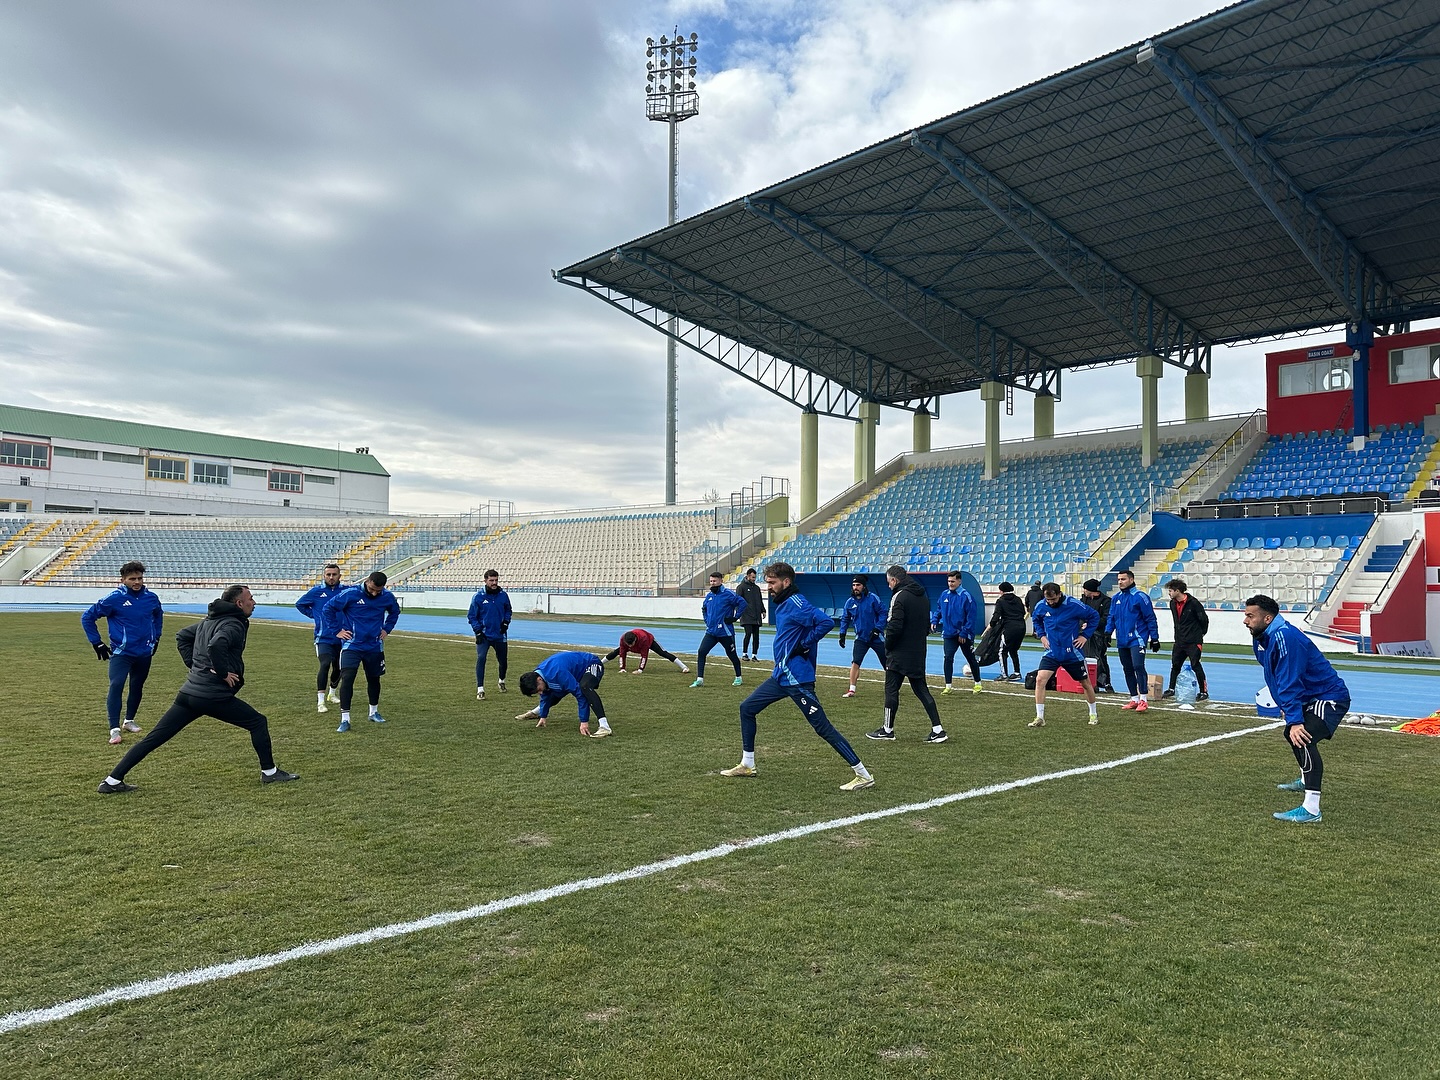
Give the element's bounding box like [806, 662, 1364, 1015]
[0, 403, 390, 477]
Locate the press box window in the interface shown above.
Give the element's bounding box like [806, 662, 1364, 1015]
[146, 456, 188, 482]
[0, 440, 50, 468]
[1277, 356, 1352, 397]
[268, 469, 303, 492]
[193, 462, 230, 485]
[1389, 345, 1440, 385]
[103, 451, 144, 465]
[52, 446, 100, 460]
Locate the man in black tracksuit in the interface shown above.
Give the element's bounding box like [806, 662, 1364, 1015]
[97, 585, 299, 792]
[736, 568, 766, 661]
[867, 565, 947, 744]
[1163, 578, 1210, 699]
[1081, 578, 1114, 693]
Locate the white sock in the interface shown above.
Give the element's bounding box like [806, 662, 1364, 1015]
[854, 763, 872, 780]
[1088, 702, 1098, 719]
[848, 684, 856, 693]
[341, 711, 351, 724]
[262, 767, 277, 776]
[741, 750, 756, 768]
[1303, 790, 1321, 814]
[598, 717, 611, 730]
[317, 691, 325, 704]
[931, 723, 944, 733]
[1036, 703, 1046, 719]
[478, 685, 484, 693]
[105, 775, 122, 786]
[368, 704, 378, 717]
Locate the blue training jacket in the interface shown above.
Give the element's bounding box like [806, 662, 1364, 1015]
[534, 651, 604, 722]
[467, 586, 512, 640]
[1033, 595, 1097, 663]
[82, 586, 164, 657]
[701, 587, 745, 637]
[1252, 614, 1350, 728]
[295, 582, 348, 645]
[932, 587, 976, 639]
[769, 586, 835, 686]
[841, 591, 886, 641]
[1107, 585, 1159, 647]
[324, 585, 400, 653]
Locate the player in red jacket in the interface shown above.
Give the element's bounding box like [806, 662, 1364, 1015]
[602, 628, 690, 675]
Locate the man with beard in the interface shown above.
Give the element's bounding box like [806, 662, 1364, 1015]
[867, 566, 947, 744]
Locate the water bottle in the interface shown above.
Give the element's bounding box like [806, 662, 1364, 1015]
[1175, 668, 1199, 705]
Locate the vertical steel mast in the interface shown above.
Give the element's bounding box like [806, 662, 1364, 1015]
[645, 31, 699, 505]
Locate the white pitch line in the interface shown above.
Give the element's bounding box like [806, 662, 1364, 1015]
[1, 719, 1280, 1036]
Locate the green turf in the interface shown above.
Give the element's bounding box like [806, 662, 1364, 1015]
[2, 612, 1437, 1078]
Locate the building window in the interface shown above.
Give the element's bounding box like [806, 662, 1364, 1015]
[52, 446, 100, 460]
[303, 473, 335, 485]
[1278, 356, 1352, 397]
[268, 469, 303, 492]
[146, 456, 188, 482]
[0, 500, 30, 512]
[1389, 344, 1440, 385]
[233, 465, 268, 478]
[102, 451, 144, 465]
[193, 462, 230, 486]
[0, 439, 50, 468]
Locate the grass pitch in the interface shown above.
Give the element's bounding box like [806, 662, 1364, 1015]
[2, 612, 1438, 1078]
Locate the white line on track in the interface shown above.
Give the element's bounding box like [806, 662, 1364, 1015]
[2, 719, 1280, 1035]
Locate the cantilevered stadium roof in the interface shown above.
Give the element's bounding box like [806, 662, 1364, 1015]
[557, 0, 1440, 418]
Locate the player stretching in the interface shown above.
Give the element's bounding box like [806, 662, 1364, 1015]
[1245, 594, 1350, 823]
[324, 571, 400, 732]
[1029, 583, 1099, 728]
[295, 562, 346, 712]
[839, 574, 886, 698]
[602, 628, 689, 674]
[82, 560, 164, 746]
[468, 569, 511, 700]
[516, 651, 613, 738]
[721, 562, 874, 790]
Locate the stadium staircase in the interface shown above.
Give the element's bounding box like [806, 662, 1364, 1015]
[1404, 441, 1440, 500]
[30, 520, 120, 584]
[334, 522, 412, 579]
[1327, 542, 1408, 637]
[0, 519, 45, 560]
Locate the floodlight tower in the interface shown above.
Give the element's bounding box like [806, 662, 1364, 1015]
[646, 30, 699, 506]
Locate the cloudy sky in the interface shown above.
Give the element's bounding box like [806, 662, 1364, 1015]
[0, 0, 1381, 514]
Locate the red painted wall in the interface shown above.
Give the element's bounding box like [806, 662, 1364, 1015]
[1368, 537, 1427, 650]
[1267, 327, 1440, 436]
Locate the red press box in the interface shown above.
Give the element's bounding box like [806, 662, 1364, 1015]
[1054, 661, 1097, 694]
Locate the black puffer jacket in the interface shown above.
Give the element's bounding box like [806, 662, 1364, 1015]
[736, 579, 766, 625]
[883, 576, 932, 676]
[175, 598, 250, 700]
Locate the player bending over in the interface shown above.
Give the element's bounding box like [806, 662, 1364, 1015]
[602, 629, 688, 675]
[517, 651, 613, 738]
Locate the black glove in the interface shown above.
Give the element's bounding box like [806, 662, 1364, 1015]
[838, 635, 847, 649]
[788, 644, 810, 661]
[1148, 639, 1161, 652]
[93, 642, 112, 661]
[475, 633, 484, 645]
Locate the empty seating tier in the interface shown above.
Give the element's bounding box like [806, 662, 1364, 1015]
[1224, 424, 1436, 503]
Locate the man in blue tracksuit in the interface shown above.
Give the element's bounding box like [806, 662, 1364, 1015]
[295, 562, 346, 714]
[468, 569, 512, 700]
[1245, 594, 1351, 824]
[1106, 569, 1160, 711]
[516, 651, 612, 738]
[932, 571, 982, 695]
[721, 562, 875, 790]
[691, 571, 745, 688]
[1029, 583, 1099, 728]
[323, 570, 400, 732]
[81, 560, 164, 746]
[838, 574, 886, 698]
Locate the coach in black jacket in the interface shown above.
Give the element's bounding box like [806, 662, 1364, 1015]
[1163, 578, 1209, 699]
[866, 566, 947, 743]
[1080, 579, 1114, 693]
[97, 585, 299, 792]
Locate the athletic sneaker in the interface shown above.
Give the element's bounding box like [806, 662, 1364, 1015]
[925, 729, 948, 744]
[840, 774, 875, 791]
[1162, 689, 1175, 699]
[1276, 777, 1306, 792]
[843, 689, 856, 698]
[326, 688, 341, 704]
[261, 768, 300, 785]
[1197, 691, 1209, 701]
[993, 674, 1008, 683]
[865, 727, 896, 740]
[1027, 717, 1046, 728]
[675, 661, 689, 673]
[108, 728, 123, 745]
[590, 727, 613, 739]
[370, 712, 386, 724]
[96, 779, 135, 794]
[1134, 699, 1149, 713]
[720, 762, 757, 777]
[336, 719, 351, 733]
[1273, 805, 1321, 823]
[732, 677, 743, 687]
[477, 688, 485, 700]
[318, 700, 329, 714]
[971, 682, 984, 695]
[1007, 673, 1022, 683]
[497, 679, 506, 693]
[940, 685, 953, 695]
[1121, 700, 1140, 711]
[122, 720, 142, 733]
[1088, 716, 1099, 726]
[689, 678, 704, 688]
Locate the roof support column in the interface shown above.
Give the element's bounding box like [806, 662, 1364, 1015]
[912, 408, 932, 454]
[853, 401, 879, 486]
[980, 380, 1005, 480]
[1346, 321, 1374, 441]
[799, 408, 819, 520]
[1184, 366, 1209, 424]
[1137, 354, 1164, 467]
[1033, 390, 1055, 440]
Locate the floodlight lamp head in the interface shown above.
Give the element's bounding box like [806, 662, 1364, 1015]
[1136, 41, 1155, 65]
